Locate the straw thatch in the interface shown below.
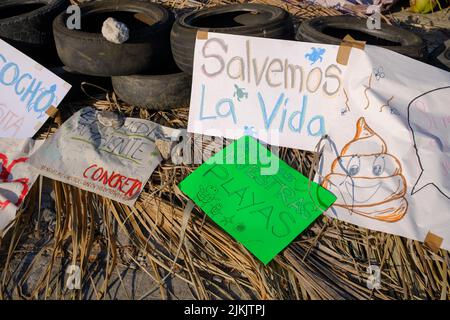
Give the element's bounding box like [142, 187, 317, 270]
[1, 0, 449, 300]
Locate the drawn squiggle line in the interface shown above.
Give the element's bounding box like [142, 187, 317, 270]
[363, 74, 373, 110]
[343, 88, 350, 112]
[379, 96, 394, 112]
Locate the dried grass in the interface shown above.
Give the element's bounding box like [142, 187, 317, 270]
[1, 0, 449, 300]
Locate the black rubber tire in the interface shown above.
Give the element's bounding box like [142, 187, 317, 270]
[171, 4, 294, 74]
[429, 42, 450, 72]
[112, 69, 191, 110]
[296, 16, 426, 60]
[49, 65, 112, 100]
[53, 0, 174, 76]
[0, 0, 67, 63]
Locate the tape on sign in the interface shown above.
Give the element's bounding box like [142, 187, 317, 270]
[337, 34, 366, 66]
[196, 30, 209, 40]
[34, 63, 44, 71]
[424, 231, 443, 253]
[46, 105, 59, 118]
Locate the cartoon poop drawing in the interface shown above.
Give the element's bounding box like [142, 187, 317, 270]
[322, 117, 408, 222]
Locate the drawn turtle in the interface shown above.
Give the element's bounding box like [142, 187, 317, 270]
[209, 202, 223, 216]
[197, 185, 217, 204]
[233, 84, 248, 102]
[305, 47, 325, 65]
[373, 66, 385, 81]
[243, 125, 257, 137]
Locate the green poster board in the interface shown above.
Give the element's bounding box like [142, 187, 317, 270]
[179, 136, 336, 264]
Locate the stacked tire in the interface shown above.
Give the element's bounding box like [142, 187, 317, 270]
[2, 1, 433, 110]
[111, 3, 295, 109]
[170, 4, 294, 74]
[296, 16, 426, 60]
[51, 0, 190, 110]
[0, 0, 68, 64]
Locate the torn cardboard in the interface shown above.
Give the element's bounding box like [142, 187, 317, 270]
[29, 107, 184, 206]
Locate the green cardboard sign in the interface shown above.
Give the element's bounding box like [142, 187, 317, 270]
[179, 136, 336, 264]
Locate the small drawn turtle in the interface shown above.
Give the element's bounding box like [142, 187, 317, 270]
[197, 185, 217, 204]
[243, 125, 257, 137]
[209, 202, 223, 216]
[233, 84, 248, 102]
[305, 47, 325, 65]
[373, 66, 385, 81]
[390, 107, 400, 115]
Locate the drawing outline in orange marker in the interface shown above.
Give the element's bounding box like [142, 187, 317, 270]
[322, 117, 408, 222]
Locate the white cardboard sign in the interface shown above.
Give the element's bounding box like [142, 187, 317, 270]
[29, 107, 183, 206]
[317, 46, 450, 251]
[189, 32, 450, 250]
[0, 138, 42, 236]
[0, 39, 71, 138]
[188, 32, 346, 151]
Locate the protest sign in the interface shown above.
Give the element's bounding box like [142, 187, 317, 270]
[317, 46, 450, 250]
[0, 39, 71, 138]
[179, 136, 336, 264]
[188, 32, 450, 250]
[0, 139, 42, 237]
[188, 32, 346, 151]
[29, 107, 184, 206]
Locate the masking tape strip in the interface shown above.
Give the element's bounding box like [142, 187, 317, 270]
[196, 30, 209, 40]
[337, 34, 366, 66]
[424, 231, 443, 253]
[34, 63, 43, 71]
[45, 105, 58, 118]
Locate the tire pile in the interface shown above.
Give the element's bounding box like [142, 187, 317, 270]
[0, 0, 434, 112]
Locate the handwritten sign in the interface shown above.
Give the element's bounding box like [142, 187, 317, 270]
[179, 136, 336, 264]
[0, 139, 42, 236]
[189, 32, 450, 250]
[29, 107, 184, 206]
[0, 39, 71, 138]
[317, 45, 450, 251]
[188, 32, 346, 151]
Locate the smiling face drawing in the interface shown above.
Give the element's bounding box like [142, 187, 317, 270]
[322, 117, 408, 222]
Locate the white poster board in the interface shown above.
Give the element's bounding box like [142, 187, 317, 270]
[189, 32, 346, 151]
[0, 139, 42, 237]
[0, 39, 71, 138]
[318, 46, 450, 251]
[29, 107, 184, 206]
[189, 32, 450, 250]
